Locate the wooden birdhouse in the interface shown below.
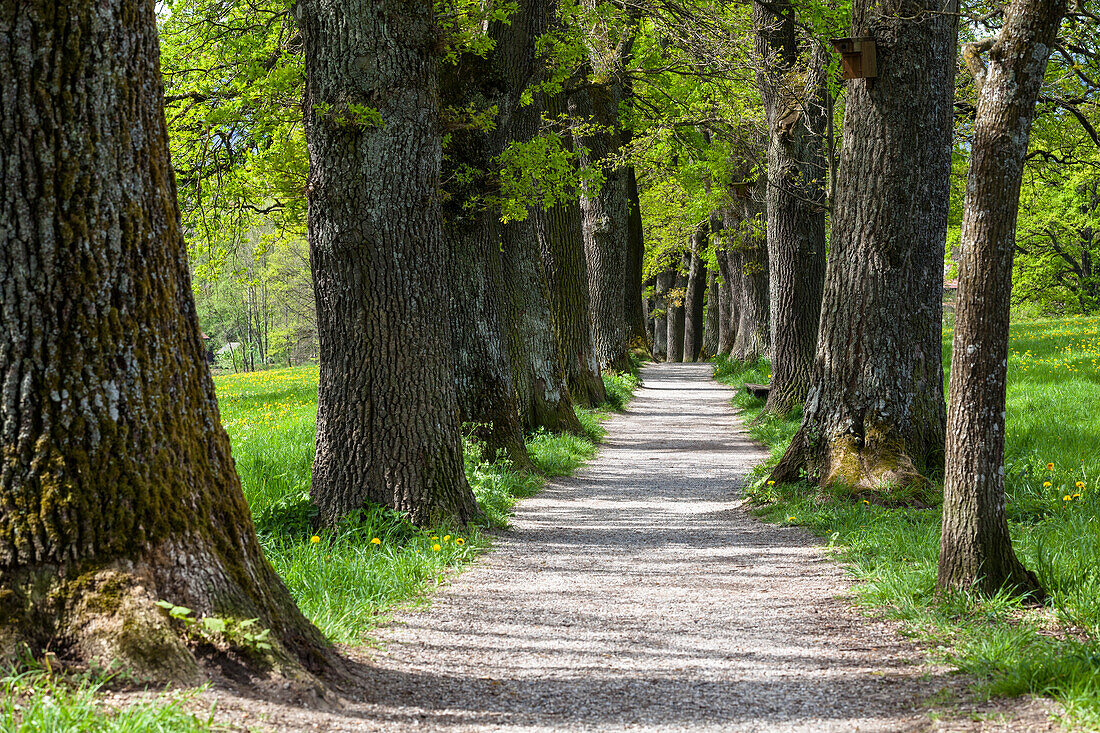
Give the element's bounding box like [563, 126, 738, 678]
[830, 37, 877, 79]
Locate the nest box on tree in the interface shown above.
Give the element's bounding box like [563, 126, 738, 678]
[830, 37, 877, 79]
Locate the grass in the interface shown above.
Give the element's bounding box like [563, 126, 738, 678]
[0, 668, 220, 732]
[216, 365, 638, 643]
[714, 315, 1100, 729]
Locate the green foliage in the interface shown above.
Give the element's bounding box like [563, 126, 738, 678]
[0, 668, 219, 732]
[714, 316, 1100, 727]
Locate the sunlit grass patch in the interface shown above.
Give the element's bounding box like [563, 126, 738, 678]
[714, 316, 1100, 727]
[212, 366, 634, 644]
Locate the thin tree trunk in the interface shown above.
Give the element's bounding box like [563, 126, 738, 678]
[770, 0, 957, 490]
[538, 93, 606, 408]
[301, 0, 479, 526]
[0, 0, 329, 680]
[753, 0, 828, 414]
[684, 228, 709, 362]
[667, 255, 689, 362]
[702, 272, 720, 359]
[937, 0, 1065, 596]
[654, 269, 674, 362]
[625, 165, 649, 350]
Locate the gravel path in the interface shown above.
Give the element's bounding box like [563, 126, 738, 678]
[195, 362, 1057, 731]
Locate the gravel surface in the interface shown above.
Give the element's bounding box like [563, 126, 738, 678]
[181, 362, 1059, 731]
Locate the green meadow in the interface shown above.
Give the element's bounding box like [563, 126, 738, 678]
[716, 315, 1100, 728]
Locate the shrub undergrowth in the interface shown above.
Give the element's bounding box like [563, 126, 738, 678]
[714, 315, 1100, 728]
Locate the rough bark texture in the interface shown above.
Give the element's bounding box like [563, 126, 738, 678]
[717, 242, 740, 357]
[702, 272, 721, 360]
[770, 0, 956, 491]
[442, 55, 532, 469]
[653, 269, 674, 362]
[538, 93, 606, 408]
[727, 192, 771, 362]
[937, 0, 1065, 596]
[301, 0, 478, 526]
[753, 0, 828, 414]
[497, 0, 584, 435]
[571, 83, 632, 373]
[0, 0, 329, 681]
[683, 229, 709, 362]
[625, 165, 649, 350]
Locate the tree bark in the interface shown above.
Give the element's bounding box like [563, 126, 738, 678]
[717, 241, 741, 357]
[684, 229, 710, 362]
[570, 83, 633, 373]
[702, 272, 721, 359]
[0, 0, 329, 680]
[937, 0, 1065, 596]
[667, 255, 689, 362]
[538, 93, 607, 408]
[653, 269, 674, 362]
[753, 0, 829, 414]
[728, 192, 771, 362]
[625, 165, 649, 350]
[770, 0, 957, 490]
[301, 0, 478, 526]
[442, 54, 533, 469]
[497, 0, 584, 434]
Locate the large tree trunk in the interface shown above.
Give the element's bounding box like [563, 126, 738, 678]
[498, 0, 584, 434]
[302, 0, 478, 526]
[570, 83, 633, 373]
[0, 0, 329, 681]
[770, 0, 957, 490]
[667, 258, 688, 362]
[728, 193, 771, 362]
[937, 0, 1065, 596]
[753, 0, 829, 414]
[683, 228, 709, 362]
[653, 269, 674, 362]
[538, 93, 607, 408]
[442, 56, 532, 469]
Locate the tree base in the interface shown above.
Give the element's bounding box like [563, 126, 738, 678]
[1, 551, 335, 687]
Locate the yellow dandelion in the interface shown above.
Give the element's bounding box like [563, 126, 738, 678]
[432, 543, 442, 552]
[1076, 481, 1086, 489]
[787, 516, 796, 522]
[371, 537, 381, 545]
[862, 499, 870, 505]
[431, 535, 439, 540]
[310, 535, 321, 544]
[1043, 481, 1052, 488]
[1074, 493, 1082, 499]
[1047, 463, 1055, 471]
[767, 480, 776, 486]
[443, 535, 451, 542]
[455, 538, 466, 546]
[1063, 495, 1072, 502]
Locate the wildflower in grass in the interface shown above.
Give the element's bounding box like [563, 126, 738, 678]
[1064, 495, 1072, 501]
[455, 538, 465, 546]
[443, 535, 451, 542]
[310, 535, 321, 544]
[431, 535, 439, 540]
[1043, 481, 1052, 487]
[787, 516, 796, 522]
[768, 480, 776, 486]
[862, 499, 870, 505]
[1077, 481, 1086, 489]
[1047, 463, 1055, 470]
[1074, 493, 1082, 499]
[370, 537, 381, 545]
[432, 544, 442, 552]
